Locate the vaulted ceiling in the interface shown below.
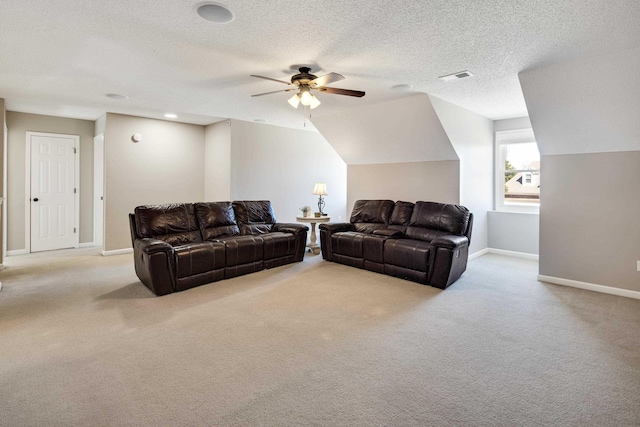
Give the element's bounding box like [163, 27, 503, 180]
[1, 0, 639, 129]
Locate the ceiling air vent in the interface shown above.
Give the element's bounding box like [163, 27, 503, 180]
[438, 70, 474, 82]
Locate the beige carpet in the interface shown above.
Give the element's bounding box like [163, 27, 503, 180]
[0, 248, 639, 426]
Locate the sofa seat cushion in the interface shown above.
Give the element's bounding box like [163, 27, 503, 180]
[217, 235, 264, 267]
[363, 234, 389, 264]
[262, 232, 296, 260]
[331, 231, 366, 258]
[384, 239, 431, 272]
[174, 242, 225, 278]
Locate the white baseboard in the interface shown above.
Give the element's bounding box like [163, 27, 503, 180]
[469, 248, 539, 261]
[7, 249, 29, 256]
[538, 275, 640, 300]
[102, 248, 133, 257]
[79, 242, 94, 248]
[488, 248, 539, 260]
[468, 248, 489, 261]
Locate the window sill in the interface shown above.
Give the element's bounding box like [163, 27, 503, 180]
[493, 205, 540, 215]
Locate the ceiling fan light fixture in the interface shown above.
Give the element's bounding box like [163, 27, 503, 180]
[250, 67, 364, 110]
[299, 88, 313, 106]
[288, 94, 301, 108]
[309, 95, 321, 109]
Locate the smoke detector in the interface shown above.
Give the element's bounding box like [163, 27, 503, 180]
[438, 70, 474, 81]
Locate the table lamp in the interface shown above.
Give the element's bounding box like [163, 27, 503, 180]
[312, 182, 328, 215]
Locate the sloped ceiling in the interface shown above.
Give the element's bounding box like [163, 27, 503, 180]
[519, 46, 640, 155]
[311, 94, 457, 165]
[1, 1, 640, 128]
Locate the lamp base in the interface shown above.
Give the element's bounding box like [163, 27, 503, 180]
[317, 195, 325, 216]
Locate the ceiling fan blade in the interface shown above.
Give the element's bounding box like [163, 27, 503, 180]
[251, 88, 296, 97]
[310, 72, 345, 87]
[318, 87, 365, 97]
[250, 75, 293, 85]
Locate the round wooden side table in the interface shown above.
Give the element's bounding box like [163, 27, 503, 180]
[296, 215, 331, 255]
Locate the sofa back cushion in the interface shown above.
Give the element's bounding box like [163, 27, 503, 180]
[232, 200, 276, 234]
[388, 201, 415, 232]
[405, 201, 471, 242]
[194, 202, 240, 240]
[135, 203, 202, 245]
[349, 200, 395, 233]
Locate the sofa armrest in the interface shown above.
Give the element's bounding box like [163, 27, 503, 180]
[132, 238, 176, 296]
[135, 238, 174, 255]
[428, 235, 470, 290]
[272, 223, 309, 236]
[373, 228, 404, 238]
[318, 222, 354, 261]
[319, 222, 355, 233]
[430, 235, 468, 249]
[271, 223, 308, 262]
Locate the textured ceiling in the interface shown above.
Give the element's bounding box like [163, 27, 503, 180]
[1, 0, 639, 129]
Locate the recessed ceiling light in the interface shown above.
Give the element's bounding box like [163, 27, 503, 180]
[164, 113, 178, 119]
[106, 93, 129, 100]
[391, 84, 413, 92]
[438, 70, 474, 82]
[195, 2, 234, 23]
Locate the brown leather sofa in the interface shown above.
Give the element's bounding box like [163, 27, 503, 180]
[129, 200, 308, 296]
[319, 200, 473, 289]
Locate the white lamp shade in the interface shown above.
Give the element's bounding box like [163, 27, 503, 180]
[300, 88, 313, 106]
[312, 182, 328, 195]
[309, 95, 321, 109]
[288, 94, 301, 108]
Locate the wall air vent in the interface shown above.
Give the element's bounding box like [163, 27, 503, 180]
[438, 70, 474, 81]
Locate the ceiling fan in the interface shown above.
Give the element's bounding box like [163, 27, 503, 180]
[250, 67, 365, 109]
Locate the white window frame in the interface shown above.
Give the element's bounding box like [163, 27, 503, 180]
[495, 128, 540, 213]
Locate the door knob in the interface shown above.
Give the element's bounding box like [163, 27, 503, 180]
[33, 198, 39, 202]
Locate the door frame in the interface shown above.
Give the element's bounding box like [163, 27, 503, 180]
[24, 131, 80, 253]
[2, 123, 7, 264]
[93, 133, 104, 250]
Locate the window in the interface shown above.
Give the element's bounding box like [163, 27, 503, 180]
[495, 129, 540, 211]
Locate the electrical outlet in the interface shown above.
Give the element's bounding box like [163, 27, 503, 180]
[338, 216, 342, 221]
[637, 261, 640, 272]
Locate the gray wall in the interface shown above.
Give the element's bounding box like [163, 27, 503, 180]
[229, 120, 347, 224]
[347, 161, 460, 217]
[540, 152, 640, 291]
[95, 114, 106, 137]
[6, 112, 95, 251]
[488, 211, 539, 254]
[520, 45, 640, 290]
[204, 121, 231, 201]
[103, 113, 205, 252]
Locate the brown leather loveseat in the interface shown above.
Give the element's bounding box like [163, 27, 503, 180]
[129, 200, 308, 296]
[319, 200, 473, 289]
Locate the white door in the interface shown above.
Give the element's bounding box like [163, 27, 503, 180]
[29, 133, 78, 252]
[93, 134, 104, 249]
